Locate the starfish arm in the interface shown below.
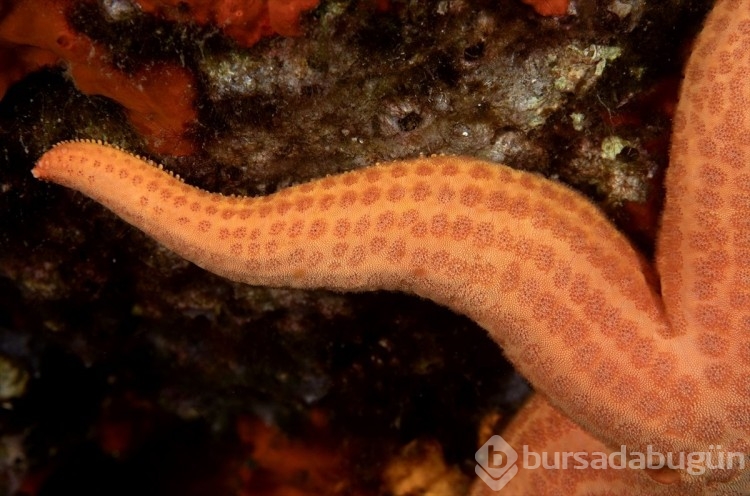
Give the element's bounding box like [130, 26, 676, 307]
[471, 394, 695, 496]
[658, 0, 750, 346]
[657, 0, 750, 402]
[34, 141, 678, 460]
[653, 0, 750, 483]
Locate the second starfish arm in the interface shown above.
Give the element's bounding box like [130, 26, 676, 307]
[469, 394, 711, 496]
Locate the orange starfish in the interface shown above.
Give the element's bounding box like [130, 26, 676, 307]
[31, 0, 750, 493]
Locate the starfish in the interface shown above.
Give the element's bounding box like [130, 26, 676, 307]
[30, 0, 750, 493]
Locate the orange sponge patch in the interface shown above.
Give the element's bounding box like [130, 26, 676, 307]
[134, 0, 321, 47]
[521, 0, 569, 16]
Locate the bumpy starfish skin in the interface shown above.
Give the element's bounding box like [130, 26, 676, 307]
[30, 0, 750, 493]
